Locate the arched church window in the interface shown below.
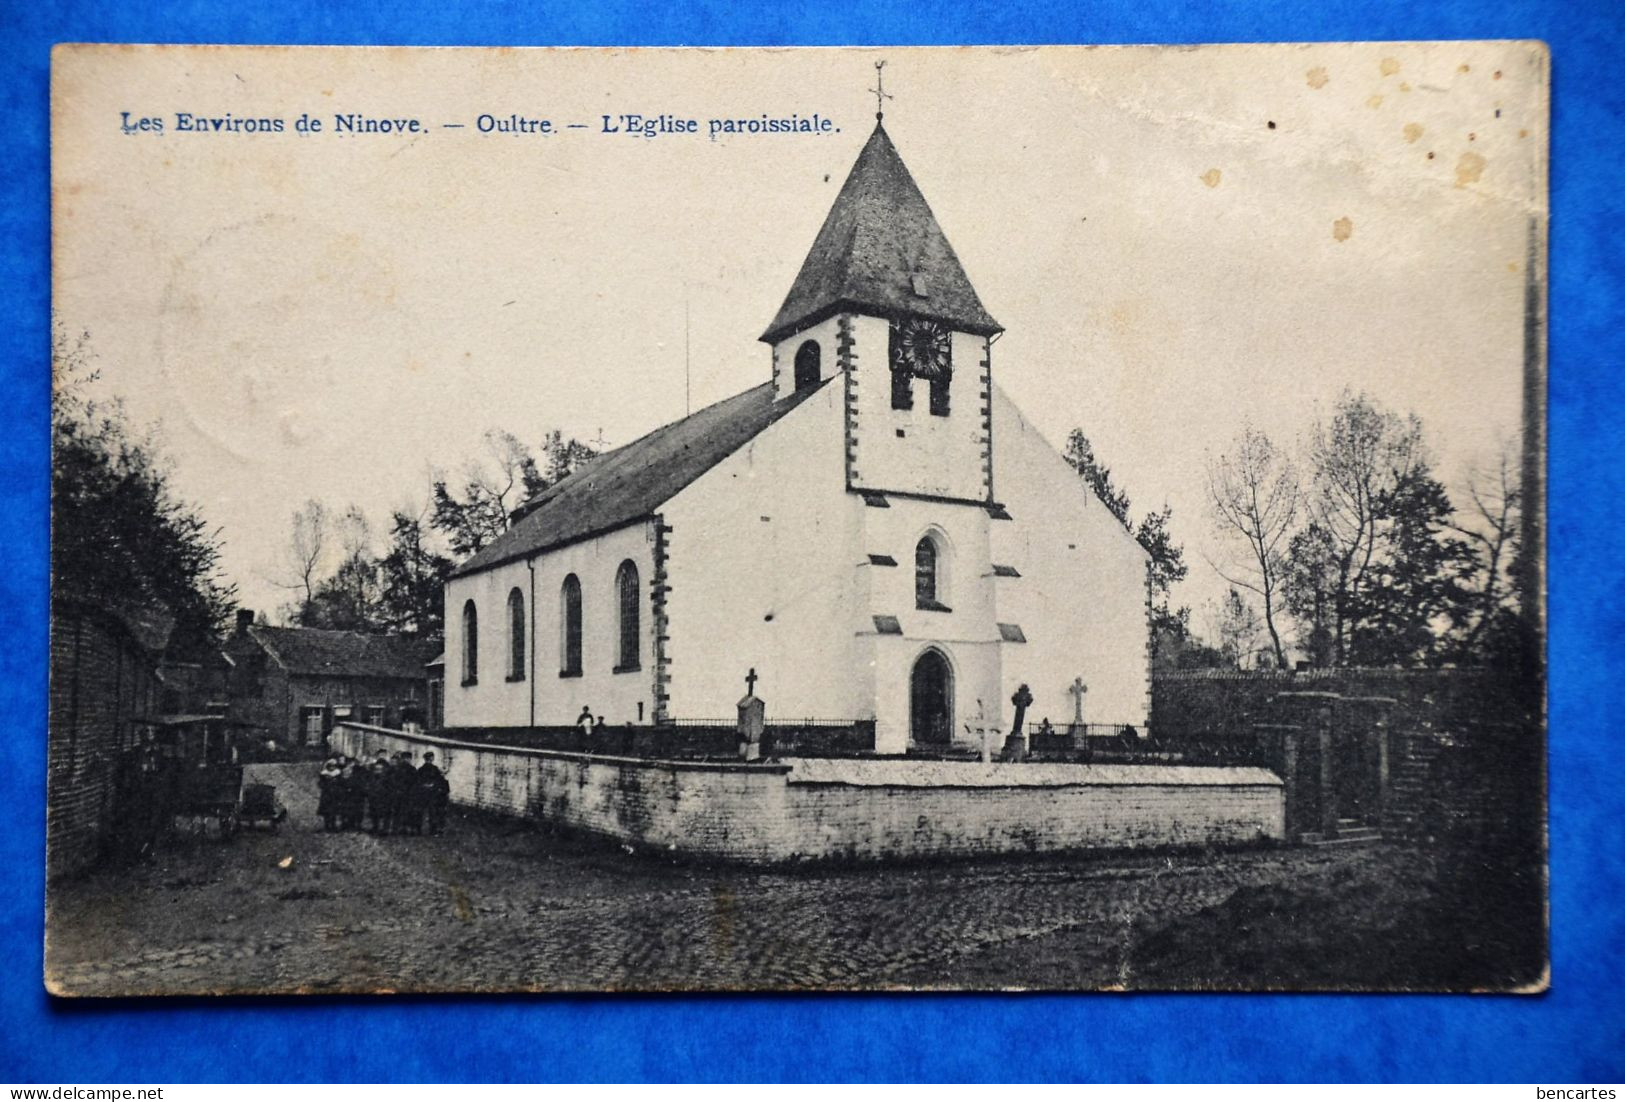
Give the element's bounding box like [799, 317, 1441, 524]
[461, 599, 478, 686]
[507, 588, 526, 681]
[561, 574, 582, 677]
[915, 536, 941, 610]
[615, 560, 640, 672]
[794, 340, 821, 391]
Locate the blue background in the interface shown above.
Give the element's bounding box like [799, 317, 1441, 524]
[3, 0, 1621, 1084]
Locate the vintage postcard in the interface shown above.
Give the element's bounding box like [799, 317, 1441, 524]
[47, 43, 1548, 995]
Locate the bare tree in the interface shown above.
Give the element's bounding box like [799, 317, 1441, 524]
[431, 429, 547, 557]
[335, 504, 373, 561]
[1304, 390, 1425, 663]
[316, 504, 384, 631]
[1204, 424, 1298, 668]
[276, 498, 329, 615]
[1209, 587, 1264, 669]
[1448, 436, 1523, 658]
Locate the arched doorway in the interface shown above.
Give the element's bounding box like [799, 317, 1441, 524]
[910, 649, 953, 746]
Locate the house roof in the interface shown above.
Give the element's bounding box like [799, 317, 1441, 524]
[452, 377, 829, 578]
[760, 122, 1001, 344]
[250, 626, 439, 680]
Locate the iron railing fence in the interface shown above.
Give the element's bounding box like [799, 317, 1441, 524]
[655, 717, 874, 729]
[1017, 721, 1273, 767]
[432, 719, 1276, 767]
[644, 717, 879, 758]
[1026, 722, 1145, 741]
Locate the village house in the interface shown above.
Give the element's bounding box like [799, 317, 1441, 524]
[441, 120, 1152, 753]
[224, 611, 439, 749]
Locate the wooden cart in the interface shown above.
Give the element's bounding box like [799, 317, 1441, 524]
[134, 714, 275, 839]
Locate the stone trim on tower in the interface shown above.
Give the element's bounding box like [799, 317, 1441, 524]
[838, 313, 860, 490]
[651, 514, 673, 724]
[980, 337, 995, 503]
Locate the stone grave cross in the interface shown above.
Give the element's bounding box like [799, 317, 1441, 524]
[1070, 677, 1088, 731]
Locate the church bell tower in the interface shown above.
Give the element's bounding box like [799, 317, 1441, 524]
[760, 116, 1003, 506]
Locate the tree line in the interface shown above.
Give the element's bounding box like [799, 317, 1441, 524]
[52, 325, 239, 657]
[55, 326, 1530, 673]
[1068, 388, 1527, 671]
[272, 428, 600, 638]
[52, 321, 599, 649]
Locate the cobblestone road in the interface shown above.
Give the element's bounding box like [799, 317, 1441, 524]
[46, 763, 1396, 995]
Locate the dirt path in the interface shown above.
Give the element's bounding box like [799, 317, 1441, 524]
[46, 763, 1419, 995]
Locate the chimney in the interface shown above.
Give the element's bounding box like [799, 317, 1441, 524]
[235, 609, 255, 637]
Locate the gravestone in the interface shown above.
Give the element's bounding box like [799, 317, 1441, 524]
[737, 667, 765, 762]
[1002, 683, 1033, 761]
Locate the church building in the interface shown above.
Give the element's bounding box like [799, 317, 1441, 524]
[442, 119, 1151, 753]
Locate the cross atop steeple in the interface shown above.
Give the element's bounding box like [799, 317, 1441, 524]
[745, 667, 759, 697]
[869, 60, 893, 122]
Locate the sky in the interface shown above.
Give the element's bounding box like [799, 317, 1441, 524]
[51, 43, 1546, 628]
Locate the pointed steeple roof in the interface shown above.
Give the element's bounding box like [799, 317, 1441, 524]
[760, 123, 1001, 344]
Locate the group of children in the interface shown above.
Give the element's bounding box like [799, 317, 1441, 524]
[316, 749, 451, 835]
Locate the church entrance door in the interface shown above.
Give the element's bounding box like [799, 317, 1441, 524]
[909, 649, 953, 746]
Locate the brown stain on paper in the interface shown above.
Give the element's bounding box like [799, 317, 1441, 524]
[1403, 122, 1424, 144]
[1200, 168, 1221, 188]
[1332, 217, 1353, 242]
[1456, 151, 1487, 186]
[1306, 67, 1329, 89]
[1380, 57, 1401, 77]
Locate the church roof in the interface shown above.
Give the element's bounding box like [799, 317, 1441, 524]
[760, 122, 1001, 344]
[452, 379, 828, 578]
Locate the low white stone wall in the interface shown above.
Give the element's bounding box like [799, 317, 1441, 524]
[332, 724, 1284, 863]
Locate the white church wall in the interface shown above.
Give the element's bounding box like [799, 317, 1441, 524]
[858, 495, 1002, 752]
[771, 315, 844, 401]
[443, 522, 658, 729]
[662, 381, 865, 723]
[442, 557, 531, 729]
[989, 385, 1152, 732]
[845, 314, 989, 503]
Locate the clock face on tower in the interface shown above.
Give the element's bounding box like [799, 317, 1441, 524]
[891, 316, 952, 379]
[889, 315, 954, 416]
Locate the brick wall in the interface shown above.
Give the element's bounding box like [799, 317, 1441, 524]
[783, 772, 1281, 860]
[1185, 670, 1544, 844]
[1152, 667, 1500, 742]
[1383, 722, 1539, 845]
[334, 724, 791, 860]
[333, 724, 1283, 863]
[48, 608, 161, 879]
